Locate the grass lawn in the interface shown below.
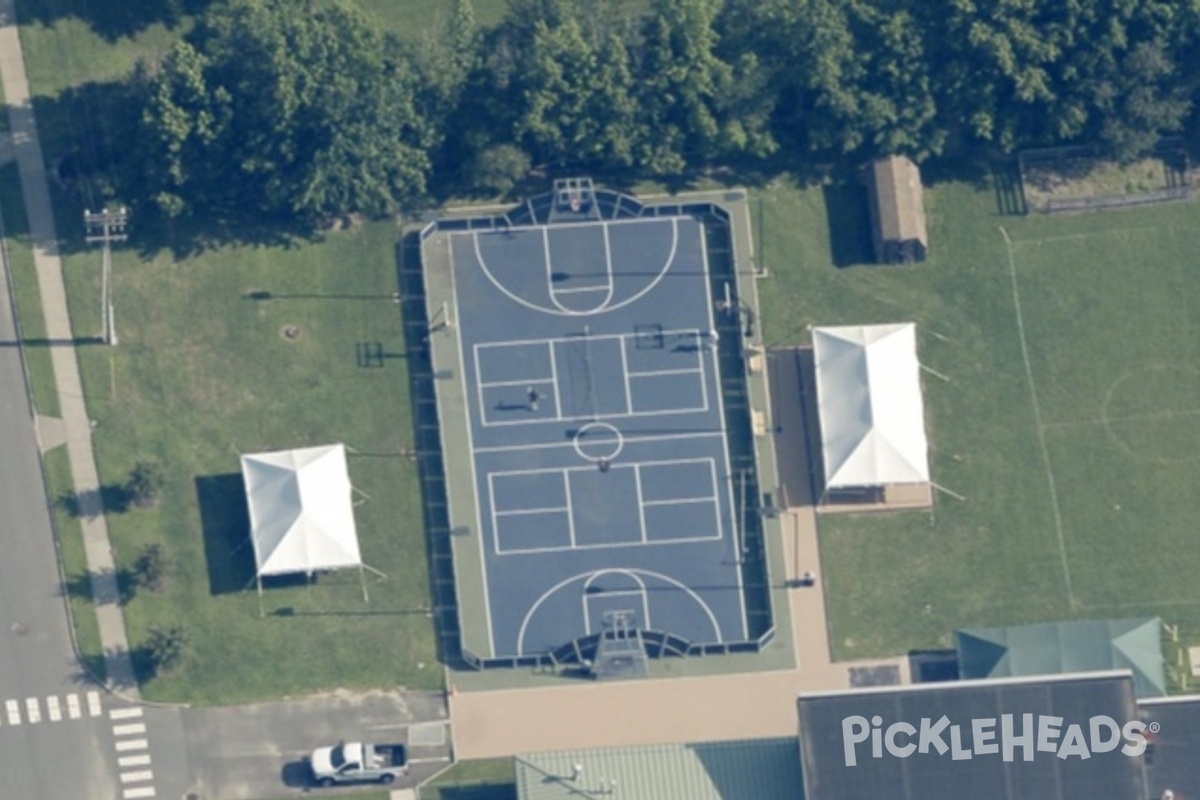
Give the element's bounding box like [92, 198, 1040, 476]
[52, 219, 441, 704]
[757, 176, 1200, 685]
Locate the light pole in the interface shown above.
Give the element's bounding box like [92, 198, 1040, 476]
[84, 207, 128, 345]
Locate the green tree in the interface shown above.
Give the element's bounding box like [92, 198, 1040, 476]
[143, 625, 190, 676]
[126, 461, 166, 509]
[137, 0, 434, 228]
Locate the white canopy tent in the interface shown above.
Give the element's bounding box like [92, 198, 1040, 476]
[240, 444, 368, 607]
[811, 324, 929, 491]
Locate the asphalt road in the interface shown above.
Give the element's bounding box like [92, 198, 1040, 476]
[0, 236, 138, 798]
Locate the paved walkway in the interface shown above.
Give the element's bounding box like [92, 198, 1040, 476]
[449, 348, 910, 758]
[0, 0, 138, 695]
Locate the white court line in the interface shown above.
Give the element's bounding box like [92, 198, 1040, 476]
[120, 770, 154, 784]
[582, 571, 650, 635]
[6, 699, 20, 725]
[110, 707, 144, 720]
[618, 335, 633, 414]
[564, 471, 577, 548]
[26, 697, 40, 723]
[66, 693, 80, 720]
[698, 227, 748, 639]
[477, 377, 556, 388]
[626, 366, 703, 378]
[552, 285, 609, 294]
[547, 341, 563, 418]
[122, 788, 156, 799]
[113, 722, 147, 736]
[482, 404, 708, 428]
[642, 496, 718, 507]
[633, 464, 648, 544]
[473, 429, 724, 455]
[119, 754, 152, 768]
[494, 505, 571, 516]
[115, 739, 149, 752]
[46, 696, 61, 722]
[492, 456, 711, 480]
[87, 690, 102, 716]
[469, 217, 679, 318]
[476, 327, 698, 352]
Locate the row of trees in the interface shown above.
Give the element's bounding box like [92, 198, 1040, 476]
[120, 0, 1200, 232]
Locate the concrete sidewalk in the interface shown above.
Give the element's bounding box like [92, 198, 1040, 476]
[0, 0, 138, 696]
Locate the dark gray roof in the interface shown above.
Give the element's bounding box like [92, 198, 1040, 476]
[798, 672, 1148, 800]
[1140, 696, 1200, 798]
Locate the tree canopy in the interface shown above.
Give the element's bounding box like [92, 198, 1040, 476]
[126, 0, 1200, 231]
[137, 0, 435, 227]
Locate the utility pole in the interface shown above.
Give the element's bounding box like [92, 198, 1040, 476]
[84, 207, 128, 345]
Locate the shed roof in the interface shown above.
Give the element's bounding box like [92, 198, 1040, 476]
[515, 739, 803, 800]
[869, 155, 927, 245]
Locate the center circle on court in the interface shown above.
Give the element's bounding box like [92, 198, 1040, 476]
[573, 422, 623, 462]
[1101, 364, 1200, 463]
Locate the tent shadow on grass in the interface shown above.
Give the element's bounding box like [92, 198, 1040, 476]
[195, 473, 257, 596]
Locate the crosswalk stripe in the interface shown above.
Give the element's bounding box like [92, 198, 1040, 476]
[119, 770, 154, 784]
[113, 722, 147, 736]
[118, 754, 152, 768]
[109, 707, 144, 720]
[66, 693, 81, 720]
[46, 696, 61, 722]
[25, 697, 40, 724]
[122, 788, 156, 799]
[4, 699, 18, 725]
[114, 739, 148, 752]
[87, 691, 102, 717]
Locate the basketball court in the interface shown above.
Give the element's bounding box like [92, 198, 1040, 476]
[422, 183, 774, 665]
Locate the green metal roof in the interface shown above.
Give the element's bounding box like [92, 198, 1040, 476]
[956, 617, 1166, 697]
[515, 738, 804, 800]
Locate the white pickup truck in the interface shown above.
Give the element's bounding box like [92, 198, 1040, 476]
[309, 740, 409, 787]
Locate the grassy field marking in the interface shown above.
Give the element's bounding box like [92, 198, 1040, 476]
[999, 225, 1076, 609]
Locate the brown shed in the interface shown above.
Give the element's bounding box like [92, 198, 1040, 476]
[866, 155, 927, 264]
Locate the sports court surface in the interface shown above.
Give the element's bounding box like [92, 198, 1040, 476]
[422, 187, 774, 665]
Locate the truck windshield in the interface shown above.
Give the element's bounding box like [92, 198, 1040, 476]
[329, 744, 346, 769]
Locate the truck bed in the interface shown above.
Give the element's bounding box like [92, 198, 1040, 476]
[371, 744, 407, 768]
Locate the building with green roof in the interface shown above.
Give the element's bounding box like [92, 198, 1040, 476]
[956, 617, 1166, 698]
[514, 738, 804, 800]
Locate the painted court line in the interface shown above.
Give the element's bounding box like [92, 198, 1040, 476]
[563, 471, 577, 548]
[120, 770, 154, 784]
[66, 693, 81, 720]
[473, 429, 723, 455]
[115, 738, 149, 752]
[119, 754, 152, 768]
[110, 707, 144, 720]
[494, 505, 570, 517]
[113, 722, 147, 736]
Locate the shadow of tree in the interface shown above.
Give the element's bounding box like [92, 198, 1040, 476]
[15, 0, 211, 43]
[56, 485, 132, 518]
[61, 566, 136, 606]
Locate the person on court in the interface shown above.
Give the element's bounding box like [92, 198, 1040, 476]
[527, 386, 540, 411]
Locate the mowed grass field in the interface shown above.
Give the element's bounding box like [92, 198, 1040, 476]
[758, 178, 1200, 682]
[7, 0, 522, 703]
